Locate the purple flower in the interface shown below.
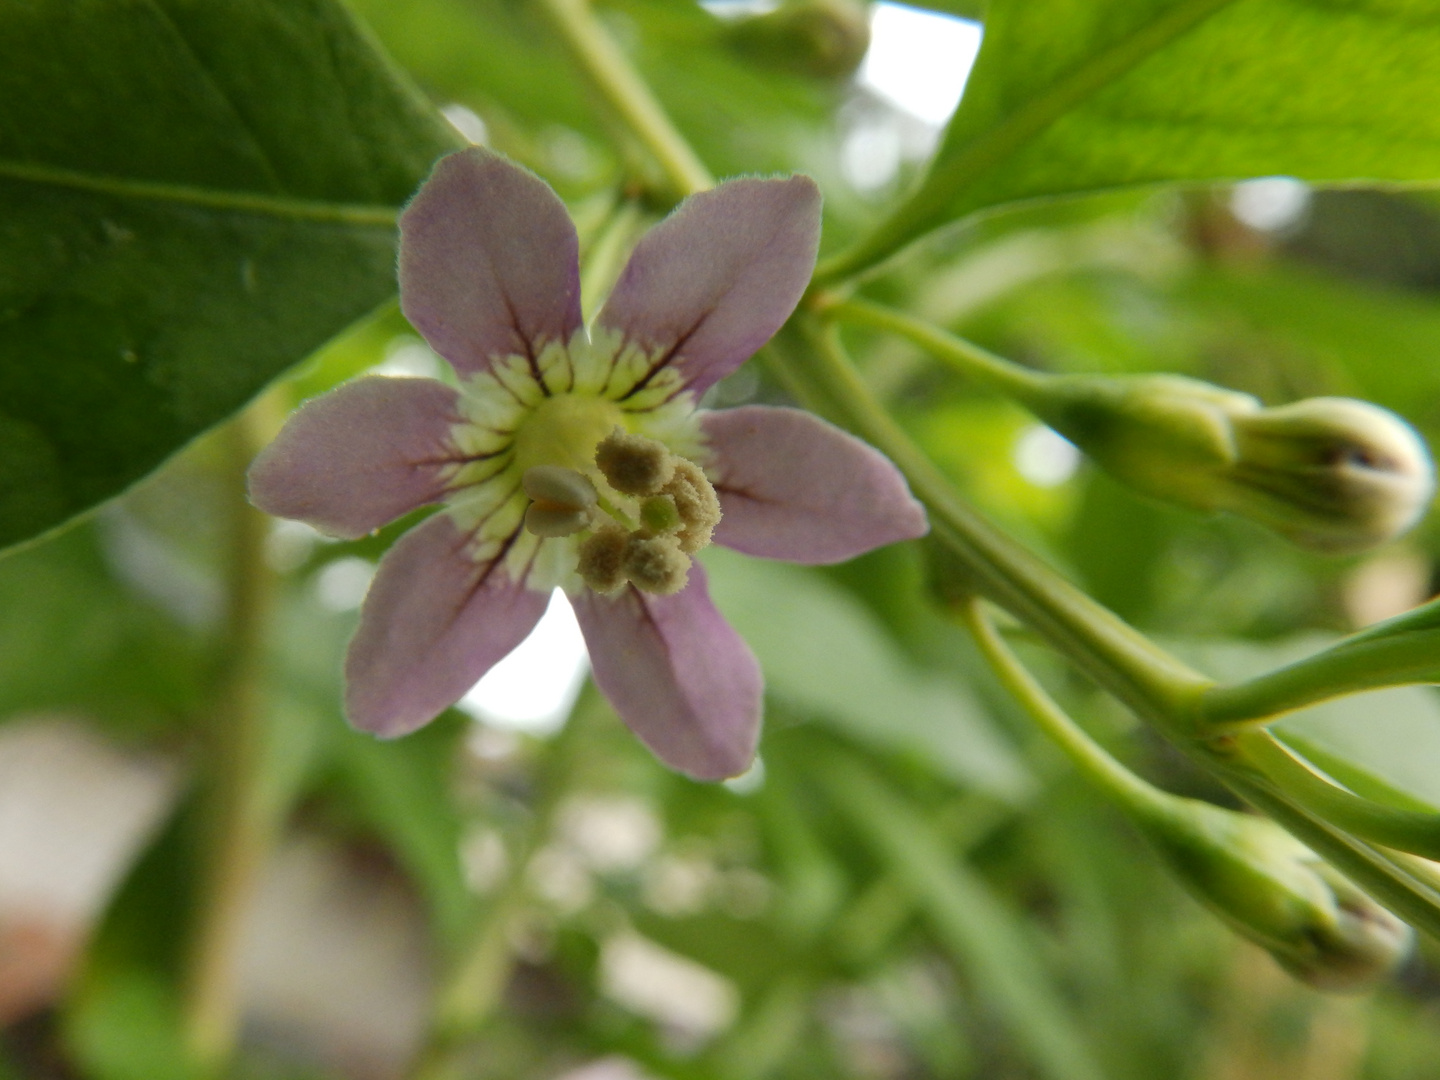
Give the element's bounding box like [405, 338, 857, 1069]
[249, 148, 927, 780]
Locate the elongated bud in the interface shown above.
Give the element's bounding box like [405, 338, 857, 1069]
[1031, 373, 1255, 510]
[1226, 398, 1434, 553]
[1028, 376, 1434, 554]
[724, 0, 871, 80]
[1140, 799, 1411, 991]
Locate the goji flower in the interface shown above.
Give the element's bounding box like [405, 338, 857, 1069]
[249, 148, 926, 779]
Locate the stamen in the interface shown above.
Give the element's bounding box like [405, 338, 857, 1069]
[577, 523, 630, 593]
[524, 504, 592, 538]
[522, 465, 597, 509]
[595, 427, 676, 496]
[664, 459, 722, 554]
[521, 465, 598, 539]
[623, 534, 690, 595]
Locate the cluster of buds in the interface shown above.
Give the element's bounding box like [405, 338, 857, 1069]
[521, 428, 722, 596]
[1027, 374, 1435, 554]
[1140, 797, 1412, 991]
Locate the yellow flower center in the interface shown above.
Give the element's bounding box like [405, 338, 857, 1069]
[512, 393, 625, 476]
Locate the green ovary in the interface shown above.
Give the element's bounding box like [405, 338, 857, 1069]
[513, 394, 625, 476]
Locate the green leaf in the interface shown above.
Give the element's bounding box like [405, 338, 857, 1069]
[701, 547, 1033, 801]
[823, 0, 1440, 280]
[0, 0, 459, 553]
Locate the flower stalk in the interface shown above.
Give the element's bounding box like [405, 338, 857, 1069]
[1200, 596, 1440, 727]
[958, 597, 1412, 991]
[535, 0, 713, 198]
[182, 409, 280, 1072]
[781, 317, 1212, 735]
[820, 294, 1049, 403]
[1235, 732, 1440, 861]
[827, 298, 1435, 555]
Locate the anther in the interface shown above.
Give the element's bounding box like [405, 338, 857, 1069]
[522, 465, 597, 538]
[595, 428, 676, 496]
[623, 533, 690, 595]
[522, 465, 597, 509]
[664, 459, 723, 554]
[524, 504, 592, 538]
[577, 523, 629, 593]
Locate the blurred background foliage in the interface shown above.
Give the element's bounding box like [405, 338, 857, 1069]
[6, 1, 1440, 1078]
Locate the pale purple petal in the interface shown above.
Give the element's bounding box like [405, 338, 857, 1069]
[595, 176, 821, 398]
[248, 377, 464, 539]
[399, 148, 582, 378]
[704, 406, 929, 563]
[346, 513, 548, 738]
[572, 565, 762, 780]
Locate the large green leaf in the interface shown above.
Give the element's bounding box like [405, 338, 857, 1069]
[0, 0, 459, 553]
[823, 0, 1440, 280]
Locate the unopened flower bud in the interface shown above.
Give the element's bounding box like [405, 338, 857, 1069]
[1225, 398, 1434, 553]
[724, 0, 871, 80]
[1140, 799, 1411, 991]
[595, 428, 675, 496]
[1029, 376, 1434, 554]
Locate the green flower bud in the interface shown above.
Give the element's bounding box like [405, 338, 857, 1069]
[1225, 398, 1434, 553]
[1029, 376, 1434, 554]
[1140, 798, 1412, 992]
[724, 0, 871, 80]
[1032, 373, 1255, 510]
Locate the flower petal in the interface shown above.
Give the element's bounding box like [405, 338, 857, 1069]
[399, 148, 582, 378]
[704, 406, 929, 563]
[346, 513, 548, 738]
[572, 565, 762, 780]
[248, 377, 463, 539]
[595, 176, 821, 398]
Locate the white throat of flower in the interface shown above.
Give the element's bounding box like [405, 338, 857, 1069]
[439, 326, 715, 594]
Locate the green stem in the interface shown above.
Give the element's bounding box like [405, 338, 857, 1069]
[580, 198, 648, 315]
[965, 590, 1440, 947]
[1236, 732, 1440, 860]
[777, 319, 1211, 734]
[1198, 603, 1440, 728]
[536, 0, 713, 198]
[823, 296, 1048, 404]
[959, 597, 1172, 821]
[182, 411, 278, 1073]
